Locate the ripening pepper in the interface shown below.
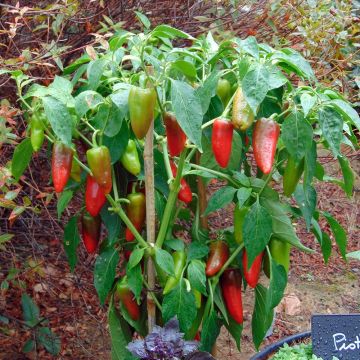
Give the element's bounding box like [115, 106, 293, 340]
[212, 118, 234, 168]
[164, 112, 186, 156]
[234, 206, 249, 244]
[120, 139, 141, 176]
[221, 268, 243, 324]
[242, 250, 263, 288]
[232, 86, 254, 131]
[205, 241, 229, 277]
[128, 86, 157, 139]
[70, 153, 81, 182]
[216, 78, 231, 107]
[163, 251, 186, 294]
[264, 239, 291, 277]
[30, 114, 45, 152]
[283, 156, 304, 197]
[86, 145, 112, 194]
[125, 191, 146, 242]
[116, 277, 140, 321]
[81, 211, 101, 254]
[85, 175, 106, 217]
[252, 118, 280, 174]
[52, 142, 73, 193]
[170, 161, 193, 204]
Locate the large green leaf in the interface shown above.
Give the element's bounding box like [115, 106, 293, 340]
[43, 96, 73, 145]
[75, 90, 104, 117]
[155, 247, 175, 276]
[21, 293, 40, 327]
[200, 310, 221, 352]
[100, 203, 122, 245]
[282, 111, 313, 163]
[187, 260, 207, 295]
[11, 138, 33, 181]
[87, 58, 109, 90]
[242, 64, 270, 114]
[108, 301, 133, 360]
[94, 247, 119, 304]
[162, 279, 197, 332]
[36, 327, 61, 355]
[252, 285, 274, 350]
[170, 79, 203, 150]
[57, 190, 73, 219]
[329, 99, 360, 131]
[318, 107, 343, 157]
[266, 258, 287, 311]
[243, 201, 273, 266]
[63, 217, 80, 272]
[204, 186, 237, 216]
[195, 71, 219, 115]
[126, 264, 143, 303]
[223, 316, 243, 352]
[294, 184, 317, 231]
[337, 156, 354, 198]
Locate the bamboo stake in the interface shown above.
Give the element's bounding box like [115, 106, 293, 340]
[144, 119, 156, 332]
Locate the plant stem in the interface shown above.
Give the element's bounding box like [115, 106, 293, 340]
[73, 156, 92, 174]
[74, 129, 93, 147]
[162, 140, 173, 180]
[143, 279, 162, 311]
[155, 151, 187, 248]
[106, 194, 148, 249]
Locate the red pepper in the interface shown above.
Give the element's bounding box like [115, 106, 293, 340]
[194, 331, 201, 341]
[125, 191, 146, 242]
[242, 250, 263, 288]
[52, 142, 73, 193]
[212, 118, 234, 168]
[164, 112, 186, 157]
[252, 118, 280, 174]
[81, 212, 101, 254]
[221, 268, 243, 324]
[170, 161, 193, 204]
[86, 145, 112, 194]
[116, 278, 140, 321]
[205, 241, 229, 277]
[85, 175, 106, 217]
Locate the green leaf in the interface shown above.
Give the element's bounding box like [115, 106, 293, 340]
[252, 285, 274, 350]
[162, 279, 197, 332]
[242, 64, 270, 114]
[155, 247, 175, 276]
[126, 264, 143, 303]
[267, 65, 288, 90]
[204, 186, 236, 216]
[108, 301, 133, 360]
[135, 11, 151, 28]
[322, 212, 347, 260]
[223, 316, 243, 352]
[260, 198, 314, 253]
[94, 247, 119, 304]
[101, 203, 122, 245]
[36, 327, 61, 355]
[243, 201, 273, 266]
[312, 219, 332, 264]
[63, 217, 80, 272]
[87, 58, 109, 90]
[304, 141, 317, 187]
[282, 111, 313, 163]
[213, 286, 229, 325]
[294, 184, 317, 231]
[187, 242, 209, 261]
[152, 25, 194, 40]
[11, 138, 33, 181]
[170, 79, 203, 150]
[187, 260, 207, 295]
[237, 188, 252, 208]
[103, 122, 129, 164]
[57, 190, 73, 219]
[337, 156, 354, 197]
[318, 107, 343, 157]
[271, 49, 315, 79]
[234, 36, 259, 59]
[109, 84, 131, 119]
[200, 310, 221, 352]
[104, 102, 123, 137]
[164, 238, 185, 251]
[329, 99, 360, 131]
[42, 96, 73, 145]
[128, 248, 144, 270]
[300, 93, 316, 117]
[346, 250, 360, 261]
[171, 60, 197, 80]
[48, 75, 74, 106]
[75, 90, 104, 117]
[266, 258, 287, 311]
[22, 339, 35, 353]
[21, 293, 39, 326]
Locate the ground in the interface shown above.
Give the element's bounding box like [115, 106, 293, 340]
[0, 148, 359, 359]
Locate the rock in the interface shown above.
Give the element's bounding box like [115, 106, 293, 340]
[282, 293, 301, 316]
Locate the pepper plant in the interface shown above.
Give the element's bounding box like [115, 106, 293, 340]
[8, 16, 359, 357]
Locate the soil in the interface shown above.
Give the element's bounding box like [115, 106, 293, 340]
[0, 147, 359, 359]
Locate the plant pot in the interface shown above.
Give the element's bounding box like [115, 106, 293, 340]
[250, 331, 311, 360]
